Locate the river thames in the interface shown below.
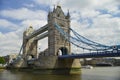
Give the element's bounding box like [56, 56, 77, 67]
[0, 67, 120, 80]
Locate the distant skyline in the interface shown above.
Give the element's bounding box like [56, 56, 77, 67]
[0, 0, 120, 56]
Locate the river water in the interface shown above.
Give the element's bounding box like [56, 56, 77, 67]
[0, 67, 120, 80]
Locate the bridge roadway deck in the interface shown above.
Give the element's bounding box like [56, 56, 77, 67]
[59, 50, 120, 59]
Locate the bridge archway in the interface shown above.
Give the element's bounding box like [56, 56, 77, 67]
[59, 47, 68, 55]
[27, 54, 35, 60]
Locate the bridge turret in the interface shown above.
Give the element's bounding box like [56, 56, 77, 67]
[66, 10, 70, 19]
[48, 5, 71, 56]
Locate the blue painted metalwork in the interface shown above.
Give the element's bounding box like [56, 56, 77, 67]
[15, 23, 120, 61]
[59, 50, 120, 59]
[54, 23, 120, 51]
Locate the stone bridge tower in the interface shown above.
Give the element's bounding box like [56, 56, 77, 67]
[23, 26, 37, 59]
[48, 5, 71, 55]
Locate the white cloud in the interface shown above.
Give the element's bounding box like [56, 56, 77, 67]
[0, 0, 120, 56]
[0, 8, 47, 20]
[21, 19, 47, 30]
[0, 7, 48, 56]
[71, 13, 120, 46]
[81, 9, 100, 18]
[38, 37, 48, 52]
[33, 0, 120, 17]
[0, 30, 23, 56]
[63, 0, 119, 10]
[0, 19, 47, 56]
[33, 0, 59, 6]
[0, 19, 18, 30]
[23, 3, 35, 8]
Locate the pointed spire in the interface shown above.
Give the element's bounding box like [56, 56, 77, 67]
[48, 6, 51, 17]
[67, 9, 70, 16]
[48, 5, 51, 13]
[66, 9, 70, 19]
[48, 11, 50, 17]
[53, 4, 56, 12]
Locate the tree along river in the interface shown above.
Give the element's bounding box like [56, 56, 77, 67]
[0, 67, 120, 80]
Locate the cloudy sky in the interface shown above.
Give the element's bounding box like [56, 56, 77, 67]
[0, 0, 120, 56]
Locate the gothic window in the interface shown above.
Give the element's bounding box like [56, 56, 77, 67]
[57, 14, 60, 17]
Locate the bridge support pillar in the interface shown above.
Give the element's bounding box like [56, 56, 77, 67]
[34, 56, 81, 74]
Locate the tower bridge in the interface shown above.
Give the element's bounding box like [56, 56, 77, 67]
[23, 5, 71, 58]
[8, 5, 120, 74]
